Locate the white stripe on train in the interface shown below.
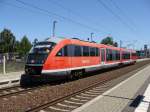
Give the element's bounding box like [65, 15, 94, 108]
[41, 60, 134, 74]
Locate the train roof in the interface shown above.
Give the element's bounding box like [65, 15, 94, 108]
[44, 37, 135, 52]
[46, 37, 64, 43]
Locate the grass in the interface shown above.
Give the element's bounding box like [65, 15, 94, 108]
[0, 61, 25, 74]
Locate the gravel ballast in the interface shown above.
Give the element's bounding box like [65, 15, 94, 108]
[0, 61, 150, 112]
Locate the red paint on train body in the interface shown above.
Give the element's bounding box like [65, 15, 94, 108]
[25, 37, 137, 78]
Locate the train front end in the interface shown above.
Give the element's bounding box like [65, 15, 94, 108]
[25, 41, 56, 76]
[20, 40, 57, 86]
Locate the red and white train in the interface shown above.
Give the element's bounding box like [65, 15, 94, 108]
[22, 37, 137, 84]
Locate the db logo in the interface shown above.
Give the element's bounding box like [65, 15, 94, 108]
[82, 60, 90, 63]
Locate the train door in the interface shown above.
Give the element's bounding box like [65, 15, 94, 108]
[101, 48, 105, 64]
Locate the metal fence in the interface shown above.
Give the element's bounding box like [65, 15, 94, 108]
[0, 53, 25, 74]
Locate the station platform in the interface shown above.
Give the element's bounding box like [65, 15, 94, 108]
[73, 64, 150, 112]
[0, 71, 23, 88]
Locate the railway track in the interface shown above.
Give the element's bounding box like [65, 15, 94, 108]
[26, 63, 149, 112]
[27, 80, 112, 112]
[0, 84, 52, 99]
[0, 66, 130, 99]
[0, 60, 149, 112]
[0, 86, 34, 98]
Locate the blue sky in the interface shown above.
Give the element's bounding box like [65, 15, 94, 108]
[0, 0, 150, 50]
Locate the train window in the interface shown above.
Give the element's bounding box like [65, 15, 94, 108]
[127, 52, 130, 59]
[106, 49, 109, 60]
[122, 51, 130, 59]
[83, 46, 89, 56]
[90, 47, 96, 56]
[74, 45, 82, 56]
[96, 48, 100, 56]
[106, 49, 113, 61]
[56, 45, 101, 57]
[112, 50, 116, 60]
[112, 50, 120, 60]
[132, 53, 137, 56]
[67, 45, 74, 56]
[56, 45, 68, 56]
[116, 51, 120, 60]
[64, 46, 68, 56]
[56, 48, 63, 56]
[122, 52, 125, 59]
[30, 42, 56, 54]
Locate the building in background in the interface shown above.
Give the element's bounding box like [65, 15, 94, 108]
[136, 44, 150, 58]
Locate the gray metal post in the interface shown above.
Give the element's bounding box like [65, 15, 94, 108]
[120, 40, 122, 61]
[91, 33, 94, 42]
[120, 40, 122, 48]
[52, 20, 57, 37]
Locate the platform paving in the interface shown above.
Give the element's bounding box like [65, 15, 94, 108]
[0, 71, 23, 88]
[73, 64, 150, 112]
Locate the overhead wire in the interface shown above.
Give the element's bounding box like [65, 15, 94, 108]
[0, 1, 48, 16]
[46, 0, 112, 33]
[2, 0, 141, 42]
[107, 0, 142, 38]
[15, 0, 102, 33]
[96, 0, 137, 34]
[108, 0, 137, 29]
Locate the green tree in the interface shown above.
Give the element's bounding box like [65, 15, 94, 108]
[20, 35, 32, 56]
[101, 36, 118, 47]
[14, 40, 21, 53]
[101, 36, 114, 45]
[0, 29, 16, 53]
[113, 42, 118, 47]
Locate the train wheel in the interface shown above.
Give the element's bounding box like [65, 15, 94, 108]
[68, 70, 83, 81]
[67, 71, 75, 81]
[77, 71, 83, 78]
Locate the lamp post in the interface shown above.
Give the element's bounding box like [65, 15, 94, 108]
[120, 40, 122, 48]
[52, 20, 57, 37]
[90, 33, 94, 42]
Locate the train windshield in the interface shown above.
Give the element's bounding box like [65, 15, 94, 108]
[29, 42, 56, 54]
[27, 42, 56, 64]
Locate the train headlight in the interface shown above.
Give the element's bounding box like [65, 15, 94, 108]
[25, 68, 28, 73]
[31, 60, 35, 63]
